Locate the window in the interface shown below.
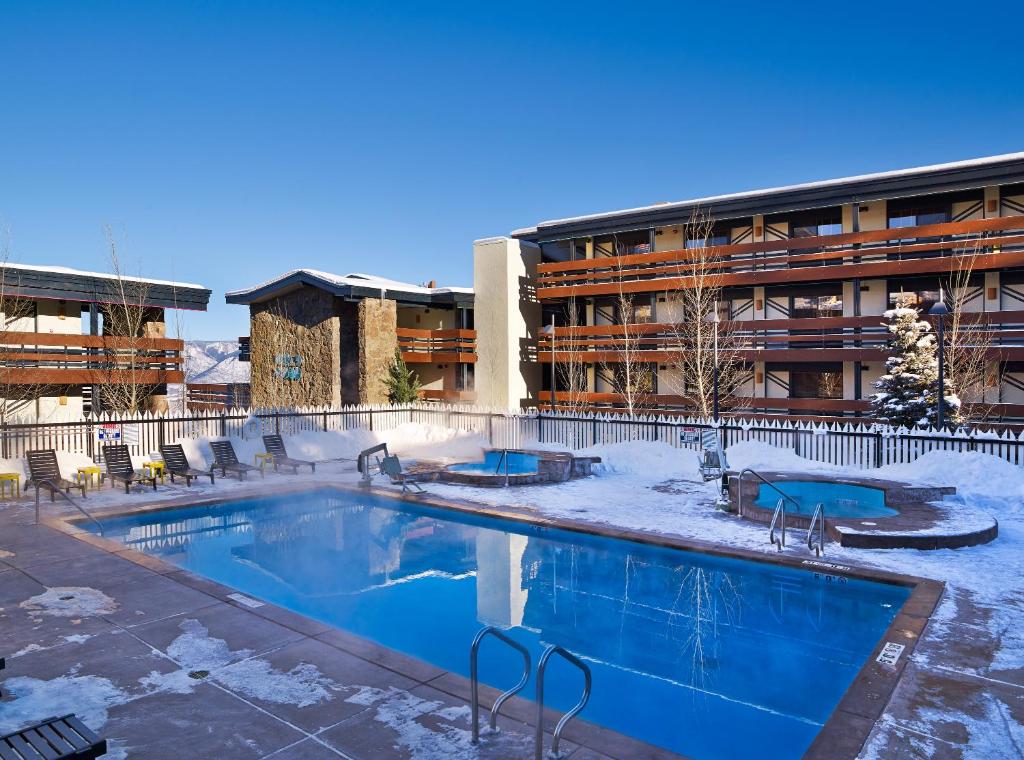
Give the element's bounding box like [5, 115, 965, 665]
[791, 294, 843, 319]
[792, 221, 842, 238]
[888, 202, 950, 229]
[685, 233, 730, 249]
[791, 368, 843, 399]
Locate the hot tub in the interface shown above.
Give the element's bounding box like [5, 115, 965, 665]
[753, 479, 898, 519]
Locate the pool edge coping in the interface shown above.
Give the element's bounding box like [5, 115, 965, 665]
[49, 478, 945, 760]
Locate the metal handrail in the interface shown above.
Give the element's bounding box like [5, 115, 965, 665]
[769, 498, 786, 551]
[34, 482, 104, 535]
[807, 502, 825, 557]
[494, 449, 510, 487]
[737, 468, 799, 517]
[535, 645, 592, 760]
[470, 626, 531, 744]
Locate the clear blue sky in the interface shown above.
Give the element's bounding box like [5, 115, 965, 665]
[1, 1, 1021, 340]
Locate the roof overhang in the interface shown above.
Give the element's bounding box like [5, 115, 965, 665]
[514, 152, 1024, 242]
[225, 270, 474, 308]
[0, 266, 211, 311]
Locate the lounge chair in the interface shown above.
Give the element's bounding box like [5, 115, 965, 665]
[0, 658, 107, 757]
[209, 440, 262, 480]
[262, 434, 316, 474]
[26, 449, 88, 501]
[379, 454, 426, 493]
[159, 444, 215, 486]
[102, 445, 158, 494]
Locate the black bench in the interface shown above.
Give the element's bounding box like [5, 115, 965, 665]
[0, 713, 107, 759]
[262, 435, 316, 474]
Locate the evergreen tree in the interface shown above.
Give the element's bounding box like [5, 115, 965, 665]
[385, 348, 422, 404]
[871, 297, 938, 428]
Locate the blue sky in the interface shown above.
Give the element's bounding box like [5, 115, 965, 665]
[1, 1, 1021, 340]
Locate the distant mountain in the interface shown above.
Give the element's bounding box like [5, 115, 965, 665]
[185, 340, 250, 384]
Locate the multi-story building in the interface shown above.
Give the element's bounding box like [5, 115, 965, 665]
[227, 270, 475, 406]
[0, 263, 210, 420]
[473, 152, 1024, 421]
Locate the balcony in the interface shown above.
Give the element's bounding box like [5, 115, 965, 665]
[536, 214, 1024, 298]
[397, 328, 476, 364]
[538, 311, 1024, 364]
[186, 382, 251, 411]
[0, 332, 184, 385]
[418, 388, 477, 403]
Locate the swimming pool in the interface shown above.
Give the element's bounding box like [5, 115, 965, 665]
[755, 479, 899, 518]
[89, 489, 908, 758]
[447, 450, 539, 475]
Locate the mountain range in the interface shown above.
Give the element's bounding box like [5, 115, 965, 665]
[184, 340, 250, 384]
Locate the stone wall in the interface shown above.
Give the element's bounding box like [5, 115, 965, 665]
[357, 298, 398, 404]
[249, 286, 341, 407]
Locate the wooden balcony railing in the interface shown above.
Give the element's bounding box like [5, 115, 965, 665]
[538, 311, 1024, 364]
[0, 332, 184, 385]
[186, 383, 252, 411]
[397, 328, 476, 363]
[418, 388, 477, 403]
[536, 214, 1024, 298]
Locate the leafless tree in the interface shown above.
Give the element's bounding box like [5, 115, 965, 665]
[661, 209, 748, 418]
[99, 229, 167, 413]
[553, 296, 590, 413]
[943, 242, 995, 424]
[0, 232, 53, 422]
[599, 252, 654, 417]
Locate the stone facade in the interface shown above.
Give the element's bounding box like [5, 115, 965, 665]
[250, 286, 341, 407]
[250, 289, 397, 407]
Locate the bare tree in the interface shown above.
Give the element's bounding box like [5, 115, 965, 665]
[943, 242, 995, 424]
[554, 296, 590, 413]
[0, 232, 52, 422]
[662, 209, 748, 418]
[598, 254, 654, 417]
[99, 230, 167, 413]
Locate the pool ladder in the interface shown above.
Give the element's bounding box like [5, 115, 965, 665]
[469, 625, 592, 760]
[769, 499, 826, 556]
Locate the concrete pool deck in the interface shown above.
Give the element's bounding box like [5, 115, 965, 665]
[0, 466, 1011, 758]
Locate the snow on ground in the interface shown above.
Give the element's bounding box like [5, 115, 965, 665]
[4, 424, 1023, 756]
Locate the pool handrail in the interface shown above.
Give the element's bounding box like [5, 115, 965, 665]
[769, 498, 786, 551]
[493, 449, 510, 487]
[807, 502, 825, 556]
[470, 626, 531, 744]
[535, 644, 592, 760]
[736, 468, 799, 517]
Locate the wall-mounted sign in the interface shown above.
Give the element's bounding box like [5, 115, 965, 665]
[96, 423, 121, 442]
[274, 354, 302, 381]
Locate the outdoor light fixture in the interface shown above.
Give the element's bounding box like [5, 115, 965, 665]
[929, 288, 950, 430]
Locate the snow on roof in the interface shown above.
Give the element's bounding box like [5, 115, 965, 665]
[226, 269, 472, 299]
[512, 151, 1024, 236]
[1, 261, 207, 290]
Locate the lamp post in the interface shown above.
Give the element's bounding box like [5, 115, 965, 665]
[706, 300, 720, 421]
[929, 289, 950, 430]
[542, 317, 556, 411]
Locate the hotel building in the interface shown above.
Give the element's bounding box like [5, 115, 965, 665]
[473, 152, 1024, 421]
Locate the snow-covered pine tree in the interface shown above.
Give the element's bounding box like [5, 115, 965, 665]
[385, 348, 422, 404]
[871, 296, 938, 428]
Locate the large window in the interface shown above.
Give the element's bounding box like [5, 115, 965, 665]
[888, 200, 950, 229]
[791, 294, 843, 319]
[790, 367, 843, 399]
[685, 233, 731, 249]
[888, 278, 942, 313]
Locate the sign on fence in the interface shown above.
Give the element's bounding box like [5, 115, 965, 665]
[96, 423, 121, 442]
[680, 426, 700, 444]
[122, 424, 140, 445]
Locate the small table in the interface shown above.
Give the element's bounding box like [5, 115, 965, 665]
[142, 461, 166, 482]
[254, 453, 274, 472]
[76, 466, 104, 490]
[0, 473, 19, 498]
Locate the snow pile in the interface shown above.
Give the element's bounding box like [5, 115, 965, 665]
[20, 587, 118, 618]
[876, 450, 1024, 503]
[579, 440, 698, 481]
[724, 440, 841, 473]
[0, 451, 97, 480]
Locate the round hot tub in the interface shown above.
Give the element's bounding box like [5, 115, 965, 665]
[447, 450, 539, 477]
[753, 480, 898, 519]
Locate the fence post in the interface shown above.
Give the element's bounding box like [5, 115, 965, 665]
[0, 421, 7, 460]
[874, 431, 883, 468]
[369, 408, 374, 432]
[158, 416, 166, 449]
[487, 414, 494, 447]
[219, 411, 227, 438]
[538, 414, 544, 444]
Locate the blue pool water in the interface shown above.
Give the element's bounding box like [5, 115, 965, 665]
[90, 489, 908, 758]
[447, 450, 540, 475]
[755, 479, 899, 518]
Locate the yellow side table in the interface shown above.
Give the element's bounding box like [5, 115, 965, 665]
[254, 453, 274, 472]
[0, 472, 20, 498]
[76, 466, 103, 490]
[143, 461, 166, 482]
